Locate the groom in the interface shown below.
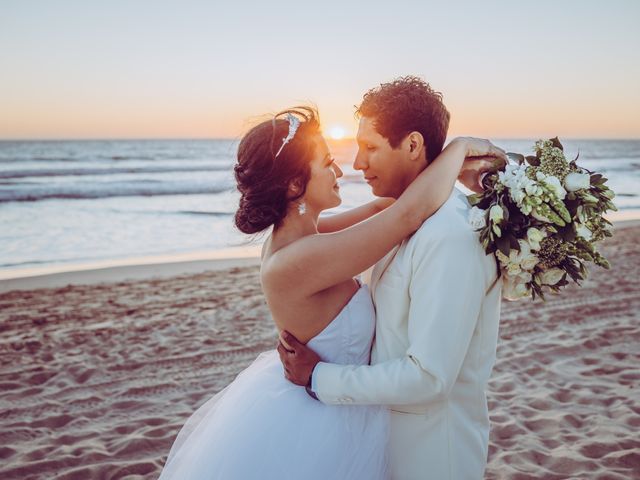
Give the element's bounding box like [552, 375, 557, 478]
[279, 76, 502, 480]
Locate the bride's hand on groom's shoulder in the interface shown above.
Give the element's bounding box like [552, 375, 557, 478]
[453, 137, 507, 193]
[452, 136, 507, 161]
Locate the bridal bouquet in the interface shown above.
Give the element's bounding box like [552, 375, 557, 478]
[468, 137, 616, 300]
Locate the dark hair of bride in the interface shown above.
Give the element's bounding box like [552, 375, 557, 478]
[234, 106, 320, 234]
[356, 75, 450, 165]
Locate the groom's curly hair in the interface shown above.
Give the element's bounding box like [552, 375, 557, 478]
[356, 76, 450, 164]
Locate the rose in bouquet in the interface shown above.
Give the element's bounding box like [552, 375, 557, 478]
[468, 137, 616, 300]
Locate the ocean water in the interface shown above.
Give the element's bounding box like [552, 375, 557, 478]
[1, 138, 638, 274]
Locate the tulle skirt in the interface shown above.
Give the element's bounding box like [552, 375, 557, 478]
[159, 350, 389, 479]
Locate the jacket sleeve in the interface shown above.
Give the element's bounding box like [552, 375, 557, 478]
[312, 226, 488, 406]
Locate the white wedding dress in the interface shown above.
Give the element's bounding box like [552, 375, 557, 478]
[159, 282, 389, 479]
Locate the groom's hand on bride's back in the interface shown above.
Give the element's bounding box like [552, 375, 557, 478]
[277, 331, 321, 386]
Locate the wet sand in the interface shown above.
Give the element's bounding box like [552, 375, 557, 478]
[1, 225, 638, 479]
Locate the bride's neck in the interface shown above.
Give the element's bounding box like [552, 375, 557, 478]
[270, 208, 319, 253]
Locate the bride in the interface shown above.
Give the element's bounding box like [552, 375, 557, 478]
[159, 106, 503, 479]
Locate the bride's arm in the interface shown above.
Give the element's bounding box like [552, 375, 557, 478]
[317, 198, 395, 233]
[263, 137, 505, 298]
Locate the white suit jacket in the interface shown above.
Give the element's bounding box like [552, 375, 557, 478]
[312, 189, 502, 480]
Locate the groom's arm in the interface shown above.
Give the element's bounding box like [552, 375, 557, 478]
[310, 227, 488, 406]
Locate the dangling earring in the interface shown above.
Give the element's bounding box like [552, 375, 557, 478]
[298, 201, 307, 216]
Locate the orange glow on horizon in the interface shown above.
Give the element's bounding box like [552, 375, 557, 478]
[2, 93, 638, 140]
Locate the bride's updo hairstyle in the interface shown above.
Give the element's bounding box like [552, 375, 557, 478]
[234, 106, 320, 234]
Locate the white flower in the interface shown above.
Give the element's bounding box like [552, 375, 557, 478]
[541, 174, 567, 200]
[521, 254, 540, 271]
[502, 273, 531, 301]
[511, 189, 526, 206]
[514, 239, 539, 270]
[517, 271, 533, 283]
[489, 205, 504, 223]
[576, 224, 593, 241]
[526, 227, 545, 250]
[496, 240, 538, 274]
[564, 172, 590, 192]
[524, 182, 542, 197]
[507, 262, 522, 276]
[516, 238, 531, 257]
[495, 250, 510, 266]
[540, 267, 565, 285]
[468, 207, 487, 229]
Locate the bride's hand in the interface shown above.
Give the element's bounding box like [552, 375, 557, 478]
[452, 137, 507, 193]
[454, 137, 506, 160]
[458, 156, 507, 193]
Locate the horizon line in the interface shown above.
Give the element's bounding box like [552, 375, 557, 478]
[1, 136, 640, 142]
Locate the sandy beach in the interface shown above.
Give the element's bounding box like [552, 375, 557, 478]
[1, 224, 639, 479]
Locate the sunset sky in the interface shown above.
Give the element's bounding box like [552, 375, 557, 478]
[1, 0, 639, 140]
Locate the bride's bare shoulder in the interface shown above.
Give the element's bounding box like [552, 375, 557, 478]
[261, 233, 308, 284]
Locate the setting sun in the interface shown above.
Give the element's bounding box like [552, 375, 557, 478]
[328, 125, 346, 140]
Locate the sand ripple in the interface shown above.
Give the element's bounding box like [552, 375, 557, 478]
[1, 226, 639, 479]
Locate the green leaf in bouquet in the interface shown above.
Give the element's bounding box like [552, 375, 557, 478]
[467, 193, 482, 206]
[550, 198, 572, 223]
[590, 173, 603, 185]
[476, 197, 494, 210]
[558, 223, 577, 242]
[507, 152, 525, 165]
[563, 258, 584, 284]
[564, 197, 581, 218]
[578, 260, 588, 277]
[557, 274, 570, 288]
[531, 282, 545, 301]
[525, 155, 540, 166]
[496, 235, 511, 257]
[581, 251, 594, 262]
[508, 233, 520, 251]
[550, 137, 564, 151]
[498, 199, 510, 222]
[508, 207, 528, 229]
[549, 210, 566, 227]
[494, 257, 503, 279]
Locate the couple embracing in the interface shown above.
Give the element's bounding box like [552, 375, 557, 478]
[159, 76, 506, 480]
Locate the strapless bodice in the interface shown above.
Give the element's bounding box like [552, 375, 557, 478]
[306, 284, 376, 366]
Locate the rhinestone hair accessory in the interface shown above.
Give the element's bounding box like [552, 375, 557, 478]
[275, 113, 301, 157]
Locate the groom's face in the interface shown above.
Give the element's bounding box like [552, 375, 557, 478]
[354, 116, 411, 199]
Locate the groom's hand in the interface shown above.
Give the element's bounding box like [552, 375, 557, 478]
[277, 330, 321, 386]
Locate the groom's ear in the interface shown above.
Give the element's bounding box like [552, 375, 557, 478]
[405, 131, 425, 161]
